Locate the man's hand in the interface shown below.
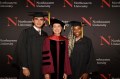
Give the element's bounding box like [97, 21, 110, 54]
[80, 73, 89, 79]
[63, 73, 67, 79]
[22, 68, 30, 77]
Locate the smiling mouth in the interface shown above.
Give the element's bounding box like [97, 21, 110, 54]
[37, 24, 41, 25]
[75, 33, 79, 35]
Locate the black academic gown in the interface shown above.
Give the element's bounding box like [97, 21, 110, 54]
[15, 27, 47, 79]
[69, 36, 97, 79]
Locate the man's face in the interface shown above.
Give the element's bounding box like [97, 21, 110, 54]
[73, 26, 82, 38]
[32, 17, 45, 28]
[52, 23, 62, 35]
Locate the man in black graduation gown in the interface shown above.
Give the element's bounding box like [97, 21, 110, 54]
[68, 21, 98, 79]
[15, 12, 48, 79]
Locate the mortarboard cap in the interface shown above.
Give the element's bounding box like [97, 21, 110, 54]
[29, 12, 48, 17]
[68, 21, 85, 27]
[50, 18, 65, 28]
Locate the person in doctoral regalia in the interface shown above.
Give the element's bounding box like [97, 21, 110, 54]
[15, 12, 48, 79]
[67, 21, 98, 79]
[42, 18, 72, 79]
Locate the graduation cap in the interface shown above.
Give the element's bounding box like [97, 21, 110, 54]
[68, 21, 85, 27]
[50, 18, 65, 28]
[29, 11, 51, 25]
[29, 12, 48, 17]
[68, 21, 85, 38]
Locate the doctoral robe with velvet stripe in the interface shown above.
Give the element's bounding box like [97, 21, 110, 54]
[42, 35, 72, 79]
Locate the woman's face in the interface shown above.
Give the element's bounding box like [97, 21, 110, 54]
[73, 26, 82, 38]
[52, 23, 62, 35]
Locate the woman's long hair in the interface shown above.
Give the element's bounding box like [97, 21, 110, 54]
[68, 27, 75, 57]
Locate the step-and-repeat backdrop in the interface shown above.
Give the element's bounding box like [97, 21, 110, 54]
[0, 0, 120, 79]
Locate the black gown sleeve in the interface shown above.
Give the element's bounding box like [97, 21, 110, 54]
[87, 39, 98, 73]
[15, 30, 28, 69]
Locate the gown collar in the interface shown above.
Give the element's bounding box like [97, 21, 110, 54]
[48, 35, 65, 41]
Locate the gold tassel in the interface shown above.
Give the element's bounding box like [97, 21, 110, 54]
[48, 11, 50, 25]
[81, 22, 84, 38]
[81, 27, 83, 38]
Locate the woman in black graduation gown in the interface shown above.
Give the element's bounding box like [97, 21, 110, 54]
[15, 12, 48, 79]
[68, 21, 98, 79]
[42, 19, 71, 79]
